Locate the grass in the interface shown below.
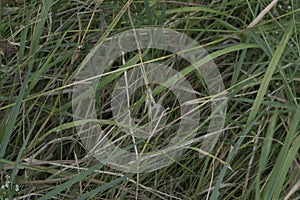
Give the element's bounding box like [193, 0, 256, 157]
[0, 0, 299, 199]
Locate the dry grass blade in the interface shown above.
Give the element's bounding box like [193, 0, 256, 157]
[247, 0, 279, 28]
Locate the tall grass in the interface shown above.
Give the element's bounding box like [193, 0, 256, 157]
[0, 0, 299, 199]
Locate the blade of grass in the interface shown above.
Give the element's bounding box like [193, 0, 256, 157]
[246, 27, 292, 126]
[255, 109, 278, 200]
[156, 6, 230, 16]
[76, 174, 131, 200]
[0, 43, 259, 113]
[38, 141, 138, 199]
[71, 0, 133, 80]
[0, 157, 49, 172]
[143, 0, 153, 25]
[0, 0, 53, 170]
[209, 114, 263, 200]
[38, 162, 106, 200]
[188, 146, 232, 170]
[262, 108, 300, 199]
[210, 26, 292, 200]
[230, 35, 251, 87]
[157, 0, 167, 25]
[277, 65, 299, 106]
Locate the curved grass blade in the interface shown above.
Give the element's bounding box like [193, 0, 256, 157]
[210, 27, 292, 200]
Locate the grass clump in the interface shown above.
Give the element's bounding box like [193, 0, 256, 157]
[0, 0, 299, 199]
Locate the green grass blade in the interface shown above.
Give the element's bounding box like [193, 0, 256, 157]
[262, 108, 300, 199]
[255, 109, 278, 200]
[38, 162, 105, 200]
[76, 175, 130, 200]
[246, 28, 292, 126]
[210, 114, 262, 200]
[72, 0, 133, 80]
[277, 65, 299, 106]
[0, 0, 53, 169]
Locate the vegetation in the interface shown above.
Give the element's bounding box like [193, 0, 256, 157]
[0, 0, 299, 199]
